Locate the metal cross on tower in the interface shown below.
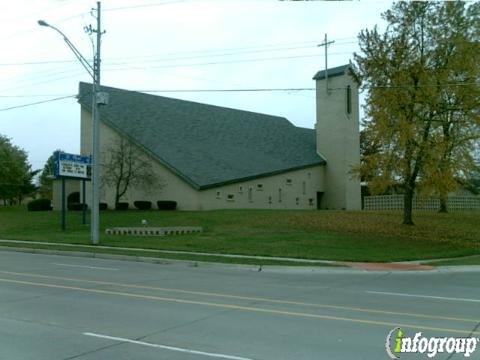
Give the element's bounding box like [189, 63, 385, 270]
[317, 33, 335, 94]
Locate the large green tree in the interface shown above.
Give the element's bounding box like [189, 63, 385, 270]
[0, 135, 35, 205]
[354, 1, 480, 224]
[38, 150, 63, 199]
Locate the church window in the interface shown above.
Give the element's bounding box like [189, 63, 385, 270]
[346, 85, 352, 114]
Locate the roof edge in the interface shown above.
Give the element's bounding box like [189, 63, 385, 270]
[312, 64, 350, 80]
[81, 104, 203, 190]
[198, 161, 326, 190]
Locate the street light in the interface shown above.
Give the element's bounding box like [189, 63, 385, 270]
[37, 20, 94, 78]
[38, 2, 104, 245]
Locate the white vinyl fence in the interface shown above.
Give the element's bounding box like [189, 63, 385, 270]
[363, 195, 480, 211]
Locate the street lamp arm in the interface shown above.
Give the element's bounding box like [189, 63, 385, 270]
[62, 36, 95, 79]
[37, 20, 94, 78]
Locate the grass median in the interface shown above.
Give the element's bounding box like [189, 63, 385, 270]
[0, 206, 478, 264]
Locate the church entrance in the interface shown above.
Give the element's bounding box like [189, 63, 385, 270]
[316, 192, 324, 210]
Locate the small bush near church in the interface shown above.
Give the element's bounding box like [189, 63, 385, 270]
[67, 192, 80, 204]
[27, 199, 52, 211]
[67, 203, 88, 211]
[115, 202, 129, 210]
[134, 201, 152, 210]
[157, 200, 177, 210]
[99, 202, 108, 211]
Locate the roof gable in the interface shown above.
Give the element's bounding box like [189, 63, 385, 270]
[78, 83, 325, 189]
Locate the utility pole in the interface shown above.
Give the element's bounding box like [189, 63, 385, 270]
[317, 33, 335, 94]
[90, 1, 105, 245]
[38, 1, 106, 245]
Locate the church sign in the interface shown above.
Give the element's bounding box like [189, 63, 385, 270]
[55, 152, 91, 179]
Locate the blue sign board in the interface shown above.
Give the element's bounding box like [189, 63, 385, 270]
[55, 152, 92, 179]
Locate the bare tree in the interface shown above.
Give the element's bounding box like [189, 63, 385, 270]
[102, 137, 163, 208]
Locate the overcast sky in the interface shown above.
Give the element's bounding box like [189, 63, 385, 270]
[0, 0, 390, 171]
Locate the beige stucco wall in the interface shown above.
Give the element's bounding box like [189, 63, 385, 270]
[81, 107, 325, 210]
[81, 108, 200, 210]
[315, 72, 361, 210]
[199, 166, 325, 210]
[52, 179, 80, 211]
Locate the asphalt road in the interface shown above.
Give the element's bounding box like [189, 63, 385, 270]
[0, 251, 479, 360]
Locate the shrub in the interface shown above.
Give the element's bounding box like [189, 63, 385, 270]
[67, 203, 88, 211]
[99, 202, 108, 211]
[27, 199, 52, 211]
[115, 202, 129, 210]
[67, 192, 80, 204]
[157, 200, 177, 210]
[134, 201, 152, 210]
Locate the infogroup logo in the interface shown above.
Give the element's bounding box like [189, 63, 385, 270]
[385, 327, 479, 359]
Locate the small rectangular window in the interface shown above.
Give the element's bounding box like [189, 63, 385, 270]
[256, 184, 263, 191]
[239, 186, 243, 193]
[302, 181, 306, 195]
[227, 194, 235, 201]
[346, 85, 351, 114]
[308, 198, 314, 206]
[248, 187, 253, 202]
[216, 191, 221, 199]
[286, 179, 292, 185]
[295, 197, 299, 205]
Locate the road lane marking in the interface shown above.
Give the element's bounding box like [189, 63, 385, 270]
[53, 263, 118, 271]
[83, 332, 254, 360]
[0, 277, 478, 336]
[366, 291, 480, 303]
[0, 270, 477, 324]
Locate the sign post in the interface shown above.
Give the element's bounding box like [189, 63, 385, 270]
[55, 152, 92, 230]
[61, 177, 66, 230]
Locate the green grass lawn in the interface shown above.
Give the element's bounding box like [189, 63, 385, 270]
[0, 206, 478, 263]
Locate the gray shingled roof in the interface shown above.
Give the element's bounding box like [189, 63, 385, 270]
[78, 82, 325, 190]
[313, 64, 350, 80]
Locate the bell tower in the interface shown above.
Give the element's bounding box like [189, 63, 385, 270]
[313, 64, 361, 210]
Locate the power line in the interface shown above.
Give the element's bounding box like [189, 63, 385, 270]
[0, 88, 316, 98]
[2, 81, 478, 102]
[0, 45, 322, 67]
[0, 39, 356, 67]
[141, 88, 316, 93]
[0, 94, 73, 98]
[0, 95, 75, 112]
[104, 53, 324, 72]
[103, 0, 185, 12]
[0, 59, 80, 66]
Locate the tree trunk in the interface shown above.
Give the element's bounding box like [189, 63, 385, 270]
[438, 197, 448, 213]
[115, 180, 121, 209]
[403, 187, 415, 225]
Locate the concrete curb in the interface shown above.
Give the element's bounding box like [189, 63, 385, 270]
[1, 240, 479, 274]
[0, 239, 336, 264]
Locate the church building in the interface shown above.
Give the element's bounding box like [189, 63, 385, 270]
[73, 64, 360, 211]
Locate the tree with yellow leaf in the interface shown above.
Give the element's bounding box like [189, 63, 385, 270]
[353, 1, 480, 224]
